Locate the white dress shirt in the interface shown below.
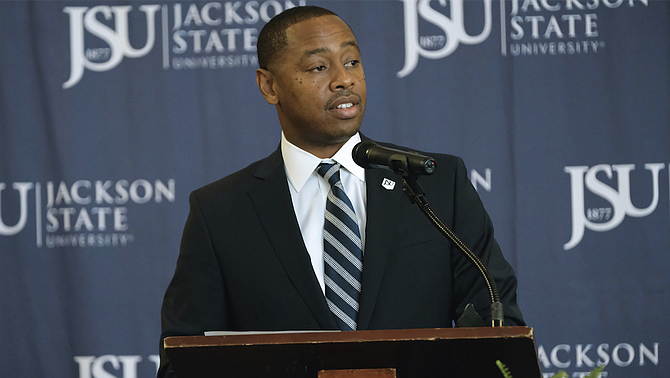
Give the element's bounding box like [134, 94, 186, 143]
[281, 132, 367, 293]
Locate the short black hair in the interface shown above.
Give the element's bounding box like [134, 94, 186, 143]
[257, 6, 338, 70]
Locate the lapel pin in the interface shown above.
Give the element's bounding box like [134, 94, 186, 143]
[381, 178, 396, 190]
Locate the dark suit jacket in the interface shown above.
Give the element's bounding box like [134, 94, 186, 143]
[158, 142, 524, 378]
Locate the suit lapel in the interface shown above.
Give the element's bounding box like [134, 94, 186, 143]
[357, 167, 405, 329]
[246, 141, 407, 331]
[247, 148, 338, 330]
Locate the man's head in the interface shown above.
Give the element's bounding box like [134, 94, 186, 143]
[256, 6, 367, 158]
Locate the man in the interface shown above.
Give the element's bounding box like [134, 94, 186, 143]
[158, 6, 524, 378]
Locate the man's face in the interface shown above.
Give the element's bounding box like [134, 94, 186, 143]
[261, 15, 366, 157]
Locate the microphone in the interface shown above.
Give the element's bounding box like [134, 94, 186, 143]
[352, 140, 436, 176]
[354, 139, 504, 327]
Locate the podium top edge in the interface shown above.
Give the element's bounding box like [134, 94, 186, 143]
[164, 326, 534, 349]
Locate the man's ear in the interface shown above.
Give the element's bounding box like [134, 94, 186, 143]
[256, 68, 279, 105]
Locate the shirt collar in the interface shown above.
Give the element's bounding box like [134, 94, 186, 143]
[281, 132, 365, 192]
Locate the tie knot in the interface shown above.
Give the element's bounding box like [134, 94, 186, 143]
[317, 163, 341, 187]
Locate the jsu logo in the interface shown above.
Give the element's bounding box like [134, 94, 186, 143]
[74, 355, 159, 378]
[63, 5, 160, 89]
[398, 0, 492, 78]
[564, 163, 665, 250]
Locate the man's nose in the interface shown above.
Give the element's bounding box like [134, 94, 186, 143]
[330, 64, 355, 91]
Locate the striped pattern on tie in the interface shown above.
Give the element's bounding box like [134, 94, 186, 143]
[317, 163, 363, 331]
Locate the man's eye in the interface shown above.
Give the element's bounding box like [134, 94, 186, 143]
[311, 65, 327, 72]
[345, 60, 360, 67]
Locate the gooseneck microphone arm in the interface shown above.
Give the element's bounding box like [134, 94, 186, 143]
[353, 141, 503, 327]
[401, 175, 504, 327]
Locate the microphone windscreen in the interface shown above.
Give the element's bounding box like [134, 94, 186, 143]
[352, 140, 378, 167]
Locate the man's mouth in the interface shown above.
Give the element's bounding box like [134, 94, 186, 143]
[336, 103, 354, 110]
[327, 93, 362, 119]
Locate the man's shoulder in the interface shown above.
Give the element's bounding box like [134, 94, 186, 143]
[193, 148, 283, 200]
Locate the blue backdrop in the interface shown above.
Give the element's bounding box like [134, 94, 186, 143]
[1, 1, 668, 377]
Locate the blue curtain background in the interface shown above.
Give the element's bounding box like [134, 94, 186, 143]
[1, 1, 668, 377]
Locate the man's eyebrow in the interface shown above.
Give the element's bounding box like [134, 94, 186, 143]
[303, 47, 330, 57]
[341, 40, 359, 52]
[302, 41, 360, 58]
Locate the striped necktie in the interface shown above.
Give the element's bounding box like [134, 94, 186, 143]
[317, 163, 363, 331]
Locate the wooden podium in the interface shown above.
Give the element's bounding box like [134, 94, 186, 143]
[164, 326, 542, 378]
